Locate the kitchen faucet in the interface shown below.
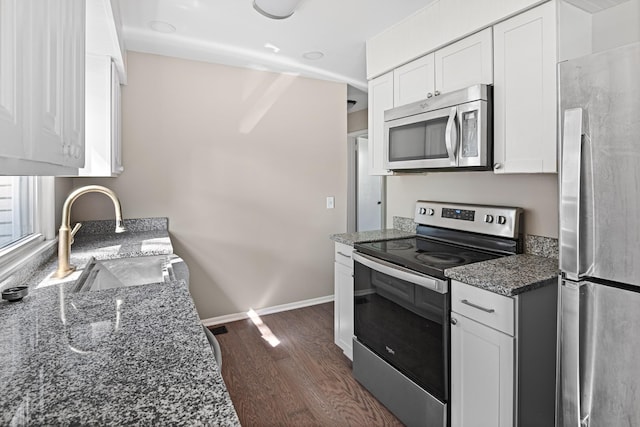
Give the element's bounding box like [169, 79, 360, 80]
[53, 185, 126, 279]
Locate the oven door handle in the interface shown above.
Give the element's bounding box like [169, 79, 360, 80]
[352, 252, 448, 294]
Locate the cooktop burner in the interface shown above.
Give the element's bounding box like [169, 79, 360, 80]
[415, 252, 466, 266]
[355, 236, 502, 279]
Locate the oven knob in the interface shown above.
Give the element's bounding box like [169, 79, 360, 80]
[497, 215, 507, 225]
[426, 208, 435, 216]
[484, 214, 494, 223]
[419, 207, 427, 215]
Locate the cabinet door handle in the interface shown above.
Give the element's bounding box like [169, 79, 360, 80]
[450, 317, 458, 325]
[494, 163, 502, 170]
[461, 299, 495, 313]
[434, 90, 441, 96]
[337, 251, 352, 259]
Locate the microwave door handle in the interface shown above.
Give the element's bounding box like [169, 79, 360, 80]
[445, 107, 458, 166]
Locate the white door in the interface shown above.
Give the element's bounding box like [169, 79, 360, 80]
[451, 313, 514, 427]
[356, 136, 383, 231]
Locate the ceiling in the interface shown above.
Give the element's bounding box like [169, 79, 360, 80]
[116, 0, 433, 111]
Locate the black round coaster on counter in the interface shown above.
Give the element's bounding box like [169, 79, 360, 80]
[2, 286, 29, 302]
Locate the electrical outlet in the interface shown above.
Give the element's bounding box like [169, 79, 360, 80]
[326, 197, 335, 209]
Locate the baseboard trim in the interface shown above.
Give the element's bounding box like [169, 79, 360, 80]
[201, 294, 335, 327]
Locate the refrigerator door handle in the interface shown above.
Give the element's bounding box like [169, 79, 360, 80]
[560, 108, 583, 281]
[558, 279, 583, 427]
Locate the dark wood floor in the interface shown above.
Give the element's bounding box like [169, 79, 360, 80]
[212, 302, 404, 426]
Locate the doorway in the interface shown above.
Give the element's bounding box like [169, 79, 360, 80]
[347, 131, 384, 232]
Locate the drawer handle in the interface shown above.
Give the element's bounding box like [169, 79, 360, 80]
[337, 251, 352, 259]
[461, 299, 495, 313]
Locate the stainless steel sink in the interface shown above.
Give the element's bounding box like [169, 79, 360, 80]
[74, 255, 181, 292]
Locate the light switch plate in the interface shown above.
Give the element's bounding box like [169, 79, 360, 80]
[326, 197, 335, 209]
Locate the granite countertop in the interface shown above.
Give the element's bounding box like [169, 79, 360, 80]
[0, 218, 240, 426]
[445, 254, 559, 296]
[330, 229, 415, 246]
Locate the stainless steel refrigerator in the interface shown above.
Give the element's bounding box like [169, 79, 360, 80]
[557, 41, 640, 427]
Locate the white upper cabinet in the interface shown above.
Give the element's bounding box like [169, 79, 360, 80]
[82, 0, 126, 177]
[393, 29, 493, 109]
[393, 53, 435, 107]
[81, 55, 123, 177]
[493, 2, 557, 173]
[434, 28, 493, 94]
[368, 72, 394, 176]
[367, 0, 542, 79]
[0, 0, 85, 175]
[0, 0, 24, 160]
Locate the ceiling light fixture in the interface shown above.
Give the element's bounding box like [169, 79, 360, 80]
[149, 21, 176, 33]
[253, 0, 300, 20]
[302, 51, 324, 60]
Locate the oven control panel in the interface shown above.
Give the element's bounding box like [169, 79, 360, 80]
[414, 201, 523, 238]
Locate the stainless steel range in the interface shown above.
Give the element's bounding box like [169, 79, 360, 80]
[352, 201, 523, 427]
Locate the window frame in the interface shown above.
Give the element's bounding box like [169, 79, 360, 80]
[0, 176, 56, 283]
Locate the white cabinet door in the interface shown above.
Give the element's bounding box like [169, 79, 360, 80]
[334, 261, 354, 360]
[493, 2, 557, 174]
[0, 0, 85, 175]
[0, 0, 25, 160]
[435, 28, 493, 94]
[393, 53, 435, 107]
[81, 55, 123, 177]
[367, 72, 394, 176]
[451, 313, 514, 427]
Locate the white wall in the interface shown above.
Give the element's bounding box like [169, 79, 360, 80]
[386, 172, 558, 237]
[70, 52, 347, 319]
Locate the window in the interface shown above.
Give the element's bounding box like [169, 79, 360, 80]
[0, 176, 55, 280]
[0, 176, 36, 249]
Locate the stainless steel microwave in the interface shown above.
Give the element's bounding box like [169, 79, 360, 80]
[384, 84, 492, 171]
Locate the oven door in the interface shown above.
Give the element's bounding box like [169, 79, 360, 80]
[384, 106, 458, 170]
[352, 251, 449, 402]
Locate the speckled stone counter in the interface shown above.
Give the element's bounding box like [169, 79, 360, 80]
[0, 219, 240, 426]
[330, 229, 415, 246]
[445, 254, 559, 296]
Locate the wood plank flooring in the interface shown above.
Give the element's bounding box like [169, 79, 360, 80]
[212, 302, 404, 426]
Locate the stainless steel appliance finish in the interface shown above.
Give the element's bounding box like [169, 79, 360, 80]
[353, 201, 522, 427]
[383, 84, 492, 171]
[415, 201, 522, 239]
[557, 42, 640, 427]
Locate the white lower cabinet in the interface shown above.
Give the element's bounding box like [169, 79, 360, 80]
[333, 242, 354, 360]
[450, 279, 557, 427]
[451, 311, 514, 427]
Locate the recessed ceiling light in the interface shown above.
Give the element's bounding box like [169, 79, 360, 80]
[149, 21, 176, 33]
[264, 43, 280, 53]
[302, 51, 324, 60]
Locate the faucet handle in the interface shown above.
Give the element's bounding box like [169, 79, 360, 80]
[70, 222, 82, 245]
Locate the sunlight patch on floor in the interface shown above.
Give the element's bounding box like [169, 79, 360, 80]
[247, 308, 280, 347]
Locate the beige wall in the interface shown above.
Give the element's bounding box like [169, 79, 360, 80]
[70, 52, 348, 319]
[347, 109, 368, 133]
[386, 172, 558, 238]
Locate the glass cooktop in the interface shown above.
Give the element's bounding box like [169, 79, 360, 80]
[355, 236, 502, 279]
